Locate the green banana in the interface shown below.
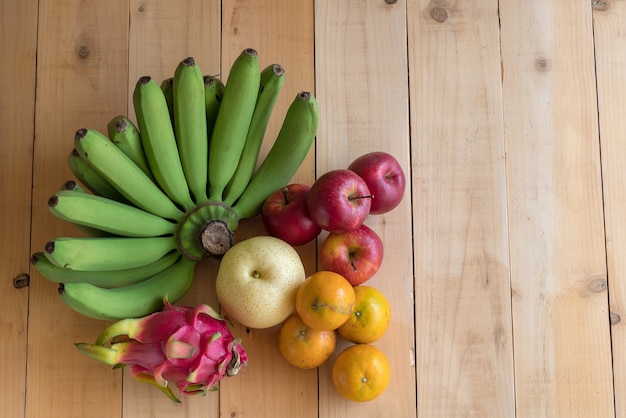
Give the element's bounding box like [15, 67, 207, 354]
[73, 128, 183, 221]
[204, 75, 225, 140]
[57, 256, 196, 320]
[222, 63, 286, 206]
[160, 77, 175, 126]
[48, 190, 177, 238]
[106, 115, 153, 178]
[31, 250, 181, 288]
[67, 149, 127, 203]
[57, 180, 114, 238]
[232, 91, 318, 219]
[44, 235, 177, 271]
[173, 57, 209, 204]
[208, 48, 261, 201]
[133, 76, 195, 211]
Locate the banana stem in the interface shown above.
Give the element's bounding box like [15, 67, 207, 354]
[200, 220, 234, 257]
[176, 201, 238, 259]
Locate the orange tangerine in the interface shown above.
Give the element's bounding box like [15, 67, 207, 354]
[337, 285, 391, 344]
[295, 271, 355, 331]
[331, 343, 391, 402]
[277, 313, 336, 369]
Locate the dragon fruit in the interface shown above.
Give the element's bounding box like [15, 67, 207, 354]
[75, 297, 248, 402]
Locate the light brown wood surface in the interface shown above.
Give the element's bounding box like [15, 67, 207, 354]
[1, 0, 624, 417]
[595, 1, 626, 417]
[409, 0, 514, 415]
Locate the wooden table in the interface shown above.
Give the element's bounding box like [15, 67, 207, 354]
[2, 1, 625, 417]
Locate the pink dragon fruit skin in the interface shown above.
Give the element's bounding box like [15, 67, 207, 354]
[75, 297, 248, 403]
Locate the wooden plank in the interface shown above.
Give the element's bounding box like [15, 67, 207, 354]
[315, 1, 416, 416]
[499, 1, 614, 416]
[407, 1, 515, 416]
[592, 2, 626, 417]
[127, 0, 221, 119]
[121, 1, 222, 416]
[26, 1, 130, 418]
[220, 0, 316, 180]
[0, 1, 38, 417]
[10, 2, 626, 416]
[218, 1, 318, 417]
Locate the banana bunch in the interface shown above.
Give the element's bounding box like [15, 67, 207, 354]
[32, 48, 319, 321]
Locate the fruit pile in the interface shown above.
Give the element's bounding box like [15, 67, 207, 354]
[31, 46, 407, 404]
[260, 152, 406, 402]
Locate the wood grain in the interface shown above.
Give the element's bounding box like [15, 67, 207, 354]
[218, 1, 318, 417]
[0, 1, 38, 417]
[4, 1, 626, 416]
[127, 0, 221, 121]
[592, 2, 626, 417]
[500, 0, 614, 416]
[220, 0, 316, 181]
[315, 1, 416, 416]
[407, 1, 515, 416]
[26, 1, 129, 417]
[122, 2, 222, 416]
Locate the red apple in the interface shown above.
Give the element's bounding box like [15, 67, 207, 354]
[306, 169, 372, 233]
[261, 184, 322, 246]
[347, 151, 406, 215]
[321, 224, 384, 286]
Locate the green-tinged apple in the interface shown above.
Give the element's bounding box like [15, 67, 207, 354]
[306, 169, 372, 233]
[347, 151, 406, 215]
[216, 236, 306, 329]
[321, 224, 384, 286]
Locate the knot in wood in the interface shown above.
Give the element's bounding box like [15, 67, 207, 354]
[588, 278, 608, 293]
[534, 57, 549, 71]
[13, 274, 30, 289]
[610, 312, 621, 325]
[430, 7, 448, 23]
[77, 45, 90, 59]
[592, 0, 610, 11]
